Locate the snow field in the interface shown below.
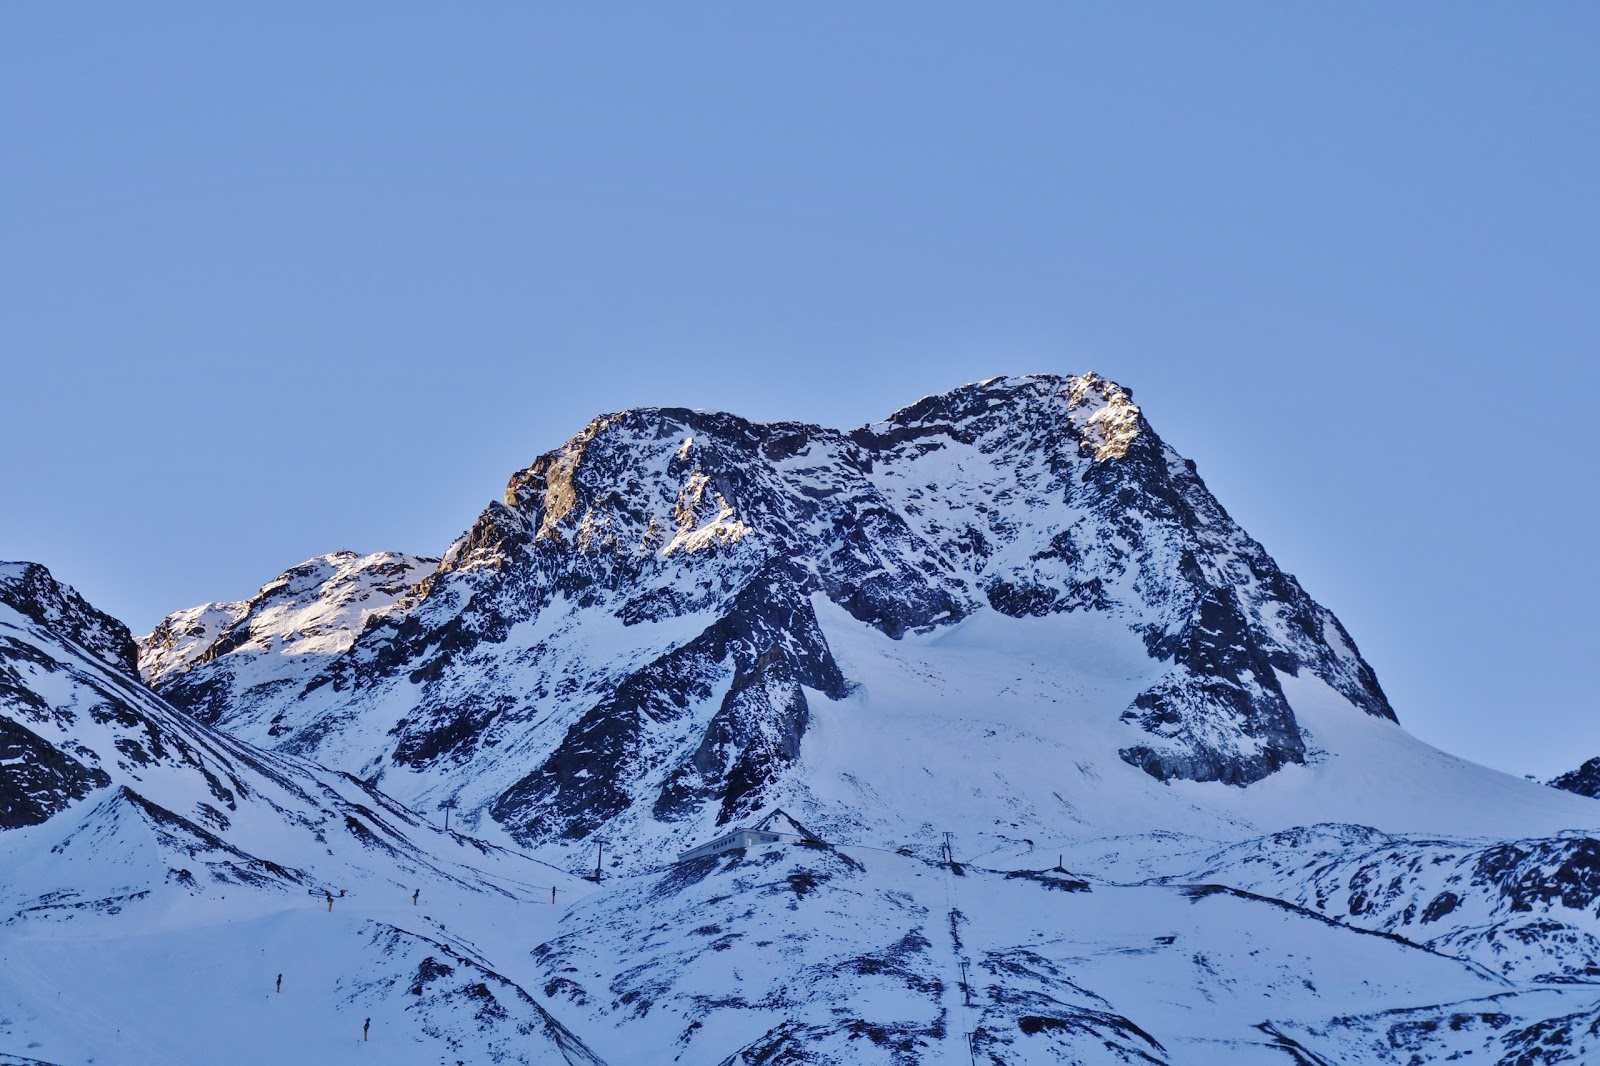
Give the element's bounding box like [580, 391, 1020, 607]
[1, 885, 587, 1066]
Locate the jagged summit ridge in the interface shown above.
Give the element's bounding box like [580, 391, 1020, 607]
[142, 373, 1394, 857]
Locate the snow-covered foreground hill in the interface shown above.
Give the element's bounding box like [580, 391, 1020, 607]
[0, 885, 602, 1065]
[10, 373, 1600, 1063]
[1, 562, 602, 1064]
[534, 838, 1600, 1066]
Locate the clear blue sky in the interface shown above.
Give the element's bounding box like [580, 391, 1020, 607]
[3, 4, 1596, 778]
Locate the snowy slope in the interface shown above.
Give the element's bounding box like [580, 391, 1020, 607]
[524, 836, 1600, 1066]
[1159, 823, 1600, 984]
[0, 562, 604, 1065]
[1, 561, 559, 901]
[1269, 987, 1600, 1064]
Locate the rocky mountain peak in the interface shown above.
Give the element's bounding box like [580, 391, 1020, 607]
[0, 561, 138, 676]
[1066, 372, 1142, 460]
[864, 371, 1141, 460]
[141, 373, 1396, 855]
[139, 550, 437, 724]
[454, 372, 1144, 586]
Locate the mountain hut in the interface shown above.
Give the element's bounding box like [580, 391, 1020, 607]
[675, 808, 824, 863]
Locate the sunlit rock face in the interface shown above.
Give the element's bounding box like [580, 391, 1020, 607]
[140, 373, 1393, 854]
[139, 550, 438, 727]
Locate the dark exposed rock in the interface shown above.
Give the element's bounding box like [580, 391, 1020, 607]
[1003, 868, 1092, 893]
[0, 717, 112, 829]
[0, 562, 138, 675]
[1421, 890, 1461, 924]
[1549, 758, 1600, 799]
[496, 561, 848, 840]
[1474, 839, 1600, 914]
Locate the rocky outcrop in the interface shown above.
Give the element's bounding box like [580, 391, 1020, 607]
[1550, 758, 1600, 799]
[1, 561, 138, 675]
[1176, 823, 1600, 984]
[493, 559, 849, 839]
[0, 717, 111, 829]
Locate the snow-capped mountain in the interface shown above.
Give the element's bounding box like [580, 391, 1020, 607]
[11, 372, 1600, 1064]
[141, 374, 1415, 866]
